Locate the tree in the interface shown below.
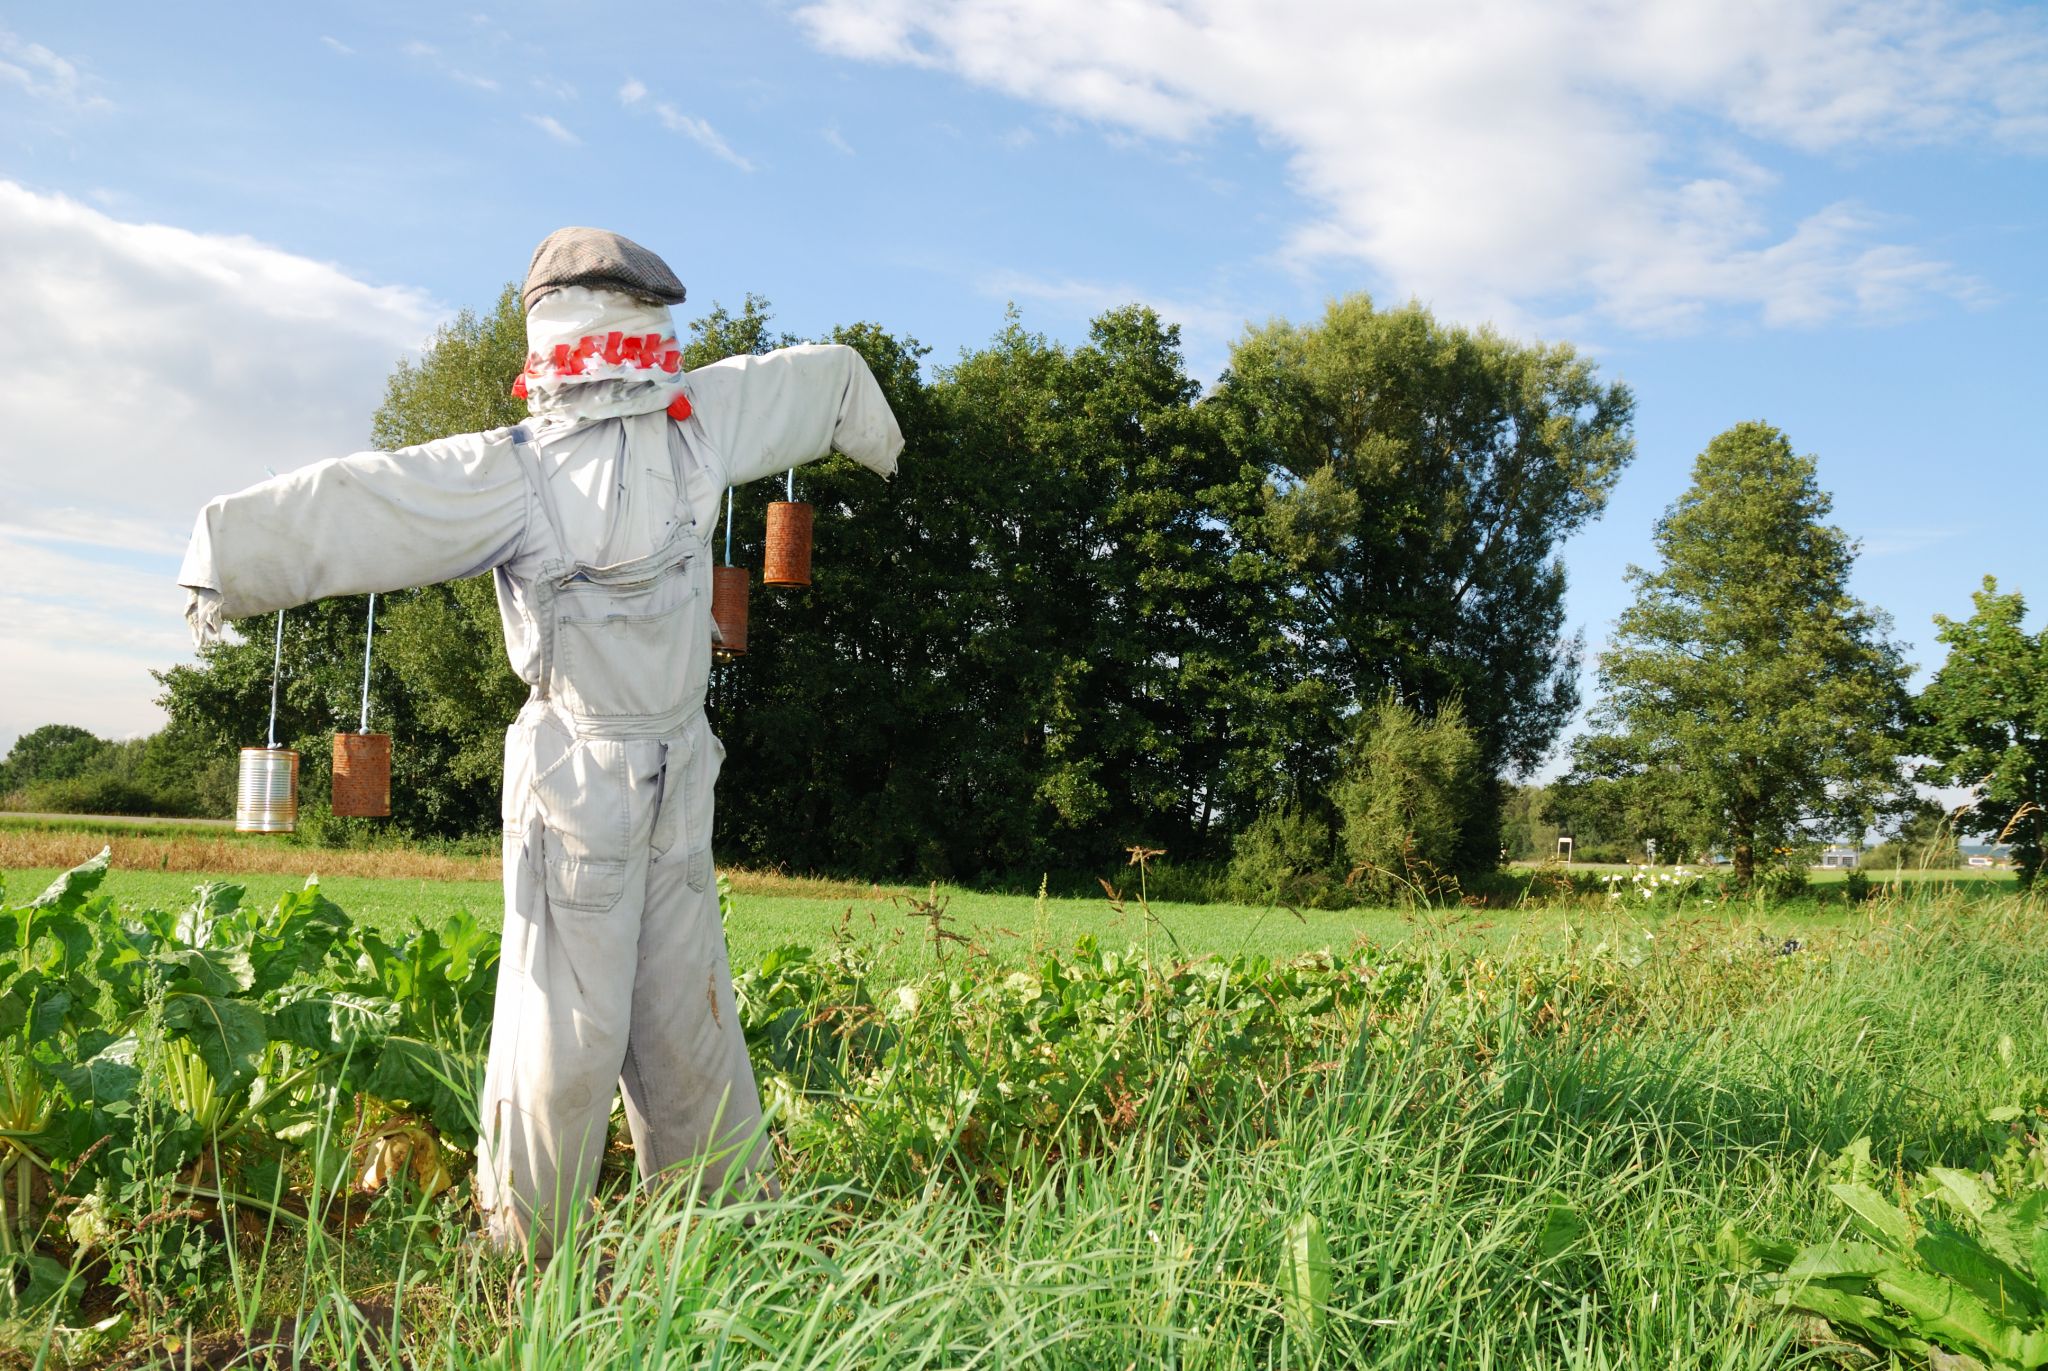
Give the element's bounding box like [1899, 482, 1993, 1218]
[712, 305, 1269, 880]
[1549, 734, 1710, 863]
[1213, 295, 1635, 866]
[1497, 784, 1560, 862]
[0, 724, 108, 797]
[701, 313, 968, 876]
[0, 724, 226, 817]
[1532, 775, 1660, 865]
[1913, 576, 2048, 885]
[1567, 422, 1911, 885]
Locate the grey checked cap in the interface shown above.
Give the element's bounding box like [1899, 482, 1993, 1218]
[523, 227, 688, 313]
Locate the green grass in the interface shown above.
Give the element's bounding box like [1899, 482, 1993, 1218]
[0, 812, 235, 836]
[4, 862, 1885, 983]
[23, 886, 2040, 1369]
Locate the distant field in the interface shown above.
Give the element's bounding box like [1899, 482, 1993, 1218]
[6, 817, 2019, 978]
[0, 809, 234, 830]
[1514, 857, 2016, 888]
[9, 859, 1903, 980]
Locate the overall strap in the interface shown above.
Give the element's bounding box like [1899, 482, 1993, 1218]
[509, 423, 574, 565]
[626, 408, 697, 539]
[665, 410, 718, 545]
[509, 424, 566, 708]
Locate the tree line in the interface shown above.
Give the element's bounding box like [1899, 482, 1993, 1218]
[8, 288, 2042, 895]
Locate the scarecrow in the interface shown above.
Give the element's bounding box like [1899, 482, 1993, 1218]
[178, 228, 905, 1255]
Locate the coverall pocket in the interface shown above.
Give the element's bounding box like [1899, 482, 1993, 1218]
[555, 600, 694, 720]
[544, 845, 626, 912]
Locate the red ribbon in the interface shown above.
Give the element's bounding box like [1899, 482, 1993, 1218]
[522, 332, 686, 385]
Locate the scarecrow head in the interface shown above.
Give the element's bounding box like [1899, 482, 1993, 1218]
[515, 227, 694, 420]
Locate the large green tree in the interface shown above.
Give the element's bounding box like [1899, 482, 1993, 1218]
[1547, 734, 1710, 864]
[1913, 576, 2048, 886]
[0, 724, 107, 797]
[928, 307, 1269, 871]
[712, 306, 1269, 879]
[1567, 422, 1911, 885]
[1213, 294, 1635, 866]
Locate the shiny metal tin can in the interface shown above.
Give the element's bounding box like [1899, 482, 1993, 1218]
[236, 747, 299, 833]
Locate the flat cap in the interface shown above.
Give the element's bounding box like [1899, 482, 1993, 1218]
[523, 227, 687, 313]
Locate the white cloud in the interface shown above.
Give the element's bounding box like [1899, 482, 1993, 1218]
[823, 124, 854, 156]
[654, 105, 751, 170]
[525, 113, 581, 146]
[0, 509, 188, 558]
[400, 39, 498, 92]
[0, 180, 444, 749]
[0, 531, 200, 749]
[0, 179, 440, 532]
[618, 81, 753, 170]
[794, 0, 2046, 334]
[0, 181, 440, 524]
[0, 28, 110, 110]
[531, 73, 576, 101]
[320, 35, 355, 57]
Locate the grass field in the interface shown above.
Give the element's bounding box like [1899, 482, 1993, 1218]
[7, 847, 2043, 1370]
[2, 817, 2013, 981]
[7, 828, 2045, 1367]
[31, 828, 1977, 973]
[3, 859, 1906, 984]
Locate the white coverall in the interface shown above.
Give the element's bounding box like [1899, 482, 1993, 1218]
[179, 285, 904, 1254]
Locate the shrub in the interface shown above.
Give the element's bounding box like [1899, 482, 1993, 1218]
[1756, 864, 1811, 902]
[1841, 868, 1874, 903]
[1227, 807, 1341, 907]
[4, 729, 210, 818]
[23, 774, 165, 817]
[1334, 694, 1481, 904]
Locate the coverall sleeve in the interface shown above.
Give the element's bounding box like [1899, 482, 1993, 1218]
[177, 430, 529, 643]
[685, 343, 904, 488]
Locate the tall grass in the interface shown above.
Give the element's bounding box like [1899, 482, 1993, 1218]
[14, 892, 2046, 1369]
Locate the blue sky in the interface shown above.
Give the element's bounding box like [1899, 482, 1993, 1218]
[2, 1, 2043, 773]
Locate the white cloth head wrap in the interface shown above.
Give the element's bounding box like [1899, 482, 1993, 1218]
[519, 286, 691, 427]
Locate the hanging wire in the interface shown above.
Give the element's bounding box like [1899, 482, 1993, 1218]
[724, 487, 735, 566]
[266, 610, 285, 750]
[357, 593, 377, 734]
